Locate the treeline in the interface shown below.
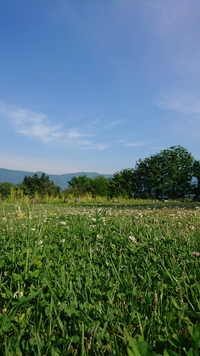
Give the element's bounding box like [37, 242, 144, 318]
[0, 173, 60, 201]
[66, 145, 200, 200]
[1, 145, 200, 201]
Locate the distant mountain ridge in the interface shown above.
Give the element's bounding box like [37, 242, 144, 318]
[0, 168, 112, 190]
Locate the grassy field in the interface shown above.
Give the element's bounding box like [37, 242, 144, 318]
[0, 202, 200, 355]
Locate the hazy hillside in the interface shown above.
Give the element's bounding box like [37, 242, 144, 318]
[0, 168, 112, 190]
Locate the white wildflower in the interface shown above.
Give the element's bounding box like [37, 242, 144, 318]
[129, 235, 137, 243]
[13, 291, 23, 299]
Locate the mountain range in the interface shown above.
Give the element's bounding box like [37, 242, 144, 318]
[0, 168, 112, 190]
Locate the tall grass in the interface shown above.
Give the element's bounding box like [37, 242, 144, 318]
[0, 203, 200, 355]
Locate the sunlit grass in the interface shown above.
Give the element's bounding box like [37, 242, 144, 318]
[0, 203, 200, 355]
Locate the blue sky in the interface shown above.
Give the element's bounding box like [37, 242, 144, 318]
[0, 0, 200, 174]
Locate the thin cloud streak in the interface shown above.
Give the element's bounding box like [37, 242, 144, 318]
[125, 141, 148, 147]
[0, 102, 108, 150]
[100, 119, 127, 131]
[0, 102, 62, 143]
[157, 93, 200, 115]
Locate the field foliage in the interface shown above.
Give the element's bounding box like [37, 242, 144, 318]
[0, 202, 200, 355]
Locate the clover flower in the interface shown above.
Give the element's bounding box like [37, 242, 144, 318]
[13, 291, 23, 299]
[129, 235, 137, 243]
[189, 225, 195, 230]
[193, 251, 200, 257]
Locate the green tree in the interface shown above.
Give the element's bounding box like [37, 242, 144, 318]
[0, 182, 16, 200]
[19, 173, 60, 197]
[67, 175, 92, 196]
[111, 169, 135, 198]
[91, 175, 109, 197]
[39, 173, 60, 197]
[66, 175, 111, 198]
[133, 146, 195, 199]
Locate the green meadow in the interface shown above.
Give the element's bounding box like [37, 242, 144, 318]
[0, 202, 200, 355]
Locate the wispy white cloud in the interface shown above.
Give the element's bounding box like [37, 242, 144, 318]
[81, 142, 109, 150]
[116, 139, 126, 144]
[0, 101, 108, 150]
[64, 128, 108, 150]
[100, 119, 126, 131]
[157, 93, 200, 115]
[67, 128, 92, 139]
[0, 101, 63, 143]
[125, 141, 148, 147]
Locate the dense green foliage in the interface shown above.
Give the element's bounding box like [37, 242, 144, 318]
[67, 175, 110, 198]
[0, 182, 15, 199]
[0, 203, 200, 355]
[193, 160, 200, 201]
[18, 173, 60, 198]
[66, 146, 200, 201]
[132, 145, 195, 199]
